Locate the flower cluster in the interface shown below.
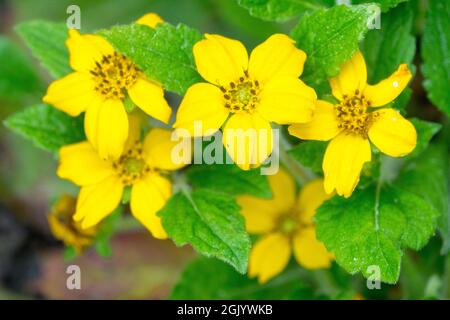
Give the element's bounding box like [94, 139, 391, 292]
[42, 12, 416, 280]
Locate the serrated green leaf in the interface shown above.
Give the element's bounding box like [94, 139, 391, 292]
[16, 21, 71, 78]
[291, 4, 374, 91]
[4, 104, 85, 153]
[158, 190, 250, 274]
[101, 23, 202, 95]
[316, 147, 443, 283]
[421, 0, 450, 116]
[171, 257, 315, 299]
[0, 36, 40, 99]
[288, 141, 327, 175]
[236, 0, 333, 22]
[360, 2, 415, 111]
[186, 164, 272, 198]
[397, 142, 449, 254]
[406, 118, 441, 159]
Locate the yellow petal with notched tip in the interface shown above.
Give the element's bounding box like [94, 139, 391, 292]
[174, 82, 229, 137]
[222, 113, 273, 171]
[74, 176, 123, 229]
[130, 173, 171, 239]
[323, 133, 371, 198]
[57, 142, 114, 186]
[258, 76, 316, 125]
[293, 227, 333, 269]
[193, 34, 248, 86]
[248, 34, 306, 84]
[363, 64, 412, 107]
[128, 77, 171, 124]
[84, 98, 129, 160]
[66, 29, 114, 72]
[288, 100, 340, 141]
[368, 108, 416, 157]
[329, 50, 367, 101]
[249, 233, 291, 284]
[143, 128, 190, 171]
[43, 72, 97, 116]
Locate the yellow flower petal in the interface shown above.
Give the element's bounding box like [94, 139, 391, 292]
[248, 34, 306, 84]
[258, 76, 316, 125]
[296, 179, 333, 225]
[249, 233, 291, 284]
[193, 34, 248, 86]
[136, 13, 164, 28]
[237, 169, 296, 234]
[267, 168, 297, 213]
[174, 83, 229, 137]
[57, 142, 114, 186]
[323, 133, 371, 198]
[66, 29, 114, 72]
[123, 112, 143, 153]
[293, 227, 333, 269]
[84, 98, 129, 160]
[74, 176, 123, 229]
[143, 128, 189, 171]
[288, 100, 340, 141]
[236, 196, 278, 234]
[130, 173, 171, 239]
[43, 72, 97, 116]
[128, 77, 171, 124]
[329, 50, 367, 101]
[363, 64, 412, 107]
[368, 108, 417, 157]
[222, 113, 273, 170]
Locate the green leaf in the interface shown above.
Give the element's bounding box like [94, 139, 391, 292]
[94, 206, 122, 257]
[101, 23, 202, 95]
[63, 246, 78, 262]
[316, 149, 442, 283]
[407, 118, 441, 159]
[421, 0, 450, 116]
[186, 164, 272, 198]
[16, 21, 71, 78]
[360, 2, 415, 111]
[288, 141, 327, 175]
[171, 257, 316, 299]
[397, 142, 449, 254]
[291, 4, 374, 91]
[158, 190, 250, 274]
[236, 0, 333, 22]
[4, 104, 85, 153]
[353, 0, 409, 12]
[0, 36, 40, 99]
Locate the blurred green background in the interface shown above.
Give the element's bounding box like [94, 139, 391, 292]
[0, 0, 289, 300]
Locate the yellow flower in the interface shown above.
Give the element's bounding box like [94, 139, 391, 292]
[56, 114, 186, 239]
[43, 28, 171, 160]
[136, 12, 164, 28]
[48, 194, 97, 254]
[174, 34, 317, 170]
[289, 51, 417, 198]
[237, 169, 334, 284]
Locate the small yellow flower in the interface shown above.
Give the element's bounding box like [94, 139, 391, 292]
[56, 114, 186, 239]
[289, 51, 417, 198]
[174, 34, 317, 170]
[48, 194, 97, 254]
[43, 27, 171, 160]
[136, 12, 164, 28]
[237, 169, 334, 284]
